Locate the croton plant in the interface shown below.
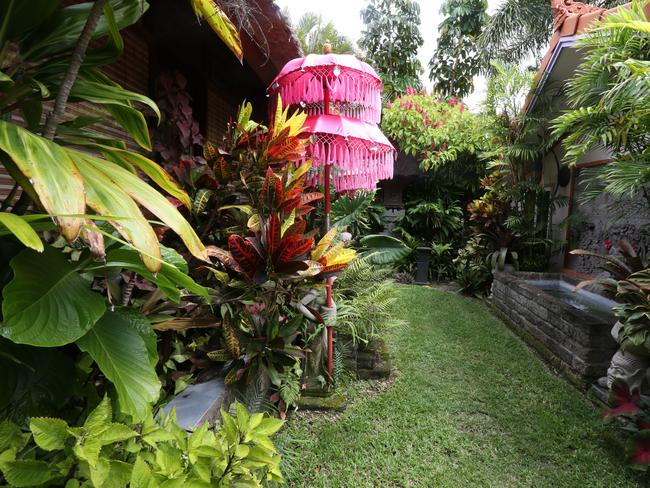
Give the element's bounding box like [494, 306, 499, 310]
[169, 98, 357, 413]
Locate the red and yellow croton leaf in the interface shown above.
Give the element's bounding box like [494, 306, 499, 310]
[261, 167, 283, 210]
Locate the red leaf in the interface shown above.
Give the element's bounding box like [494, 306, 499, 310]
[276, 260, 310, 274]
[205, 245, 241, 273]
[228, 235, 262, 278]
[606, 380, 640, 418]
[264, 214, 281, 256]
[275, 236, 313, 266]
[260, 167, 283, 209]
[296, 205, 316, 217]
[300, 192, 324, 206]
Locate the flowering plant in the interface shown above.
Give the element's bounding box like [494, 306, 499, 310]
[382, 91, 488, 170]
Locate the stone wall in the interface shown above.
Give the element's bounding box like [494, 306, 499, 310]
[490, 272, 618, 386]
[567, 179, 650, 275]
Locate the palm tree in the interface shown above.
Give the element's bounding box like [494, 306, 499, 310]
[478, 0, 628, 67]
[293, 12, 356, 55]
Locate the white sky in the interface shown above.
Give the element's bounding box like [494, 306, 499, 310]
[275, 0, 502, 111]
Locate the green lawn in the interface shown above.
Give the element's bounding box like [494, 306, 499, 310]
[276, 285, 648, 487]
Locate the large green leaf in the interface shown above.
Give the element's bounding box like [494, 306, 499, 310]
[76, 310, 161, 421]
[0, 212, 43, 252]
[0, 121, 85, 241]
[1, 247, 106, 346]
[67, 148, 207, 262]
[71, 151, 162, 272]
[191, 0, 243, 62]
[360, 234, 413, 264]
[0, 459, 59, 487]
[332, 193, 373, 229]
[70, 80, 160, 122]
[21, 0, 149, 61]
[0, 338, 75, 423]
[101, 147, 192, 208]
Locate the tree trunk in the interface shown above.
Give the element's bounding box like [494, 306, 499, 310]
[42, 0, 109, 140]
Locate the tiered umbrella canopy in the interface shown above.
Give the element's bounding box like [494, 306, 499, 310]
[268, 52, 395, 378]
[267, 53, 395, 193]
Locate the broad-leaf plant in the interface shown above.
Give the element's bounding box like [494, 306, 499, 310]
[0, 2, 288, 487]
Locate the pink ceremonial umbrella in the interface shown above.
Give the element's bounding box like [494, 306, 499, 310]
[303, 115, 395, 193]
[268, 53, 383, 124]
[268, 52, 395, 379]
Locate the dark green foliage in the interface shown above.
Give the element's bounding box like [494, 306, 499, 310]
[429, 0, 488, 98]
[478, 0, 628, 67]
[0, 339, 75, 424]
[394, 198, 464, 246]
[331, 191, 386, 238]
[359, 0, 424, 97]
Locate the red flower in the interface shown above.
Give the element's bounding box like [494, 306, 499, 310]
[433, 121, 441, 129]
[459, 102, 465, 113]
[605, 380, 640, 418]
[386, 101, 392, 109]
[604, 240, 613, 251]
[401, 119, 407, 127]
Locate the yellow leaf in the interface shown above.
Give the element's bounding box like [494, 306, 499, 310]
[312, 228, 337, 261]
[191, 0, 243, 63]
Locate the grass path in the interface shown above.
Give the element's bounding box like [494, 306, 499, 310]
[276, 285, 648, 487]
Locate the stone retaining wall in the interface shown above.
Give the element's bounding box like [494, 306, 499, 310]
[490, 272, 618, 386]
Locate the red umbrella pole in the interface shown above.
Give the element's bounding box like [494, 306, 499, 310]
[323, 84, 334, 379]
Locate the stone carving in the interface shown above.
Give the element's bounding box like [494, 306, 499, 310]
[550, 0, 606, 30]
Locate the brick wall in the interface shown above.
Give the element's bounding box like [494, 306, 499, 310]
[206, 84, 237, 144]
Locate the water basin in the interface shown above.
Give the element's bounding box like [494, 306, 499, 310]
[525, 279, 618, 323]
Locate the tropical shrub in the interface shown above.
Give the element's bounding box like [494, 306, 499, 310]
[0, 397, 283, 487]
[382, 90, 489, 174]
[0, 0, 220, 426]
[453, 236, 492, 295]
[0, 0, 206, 269]
[394, 198, 464, 246]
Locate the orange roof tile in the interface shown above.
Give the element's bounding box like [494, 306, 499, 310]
[524, 1, 650, 113]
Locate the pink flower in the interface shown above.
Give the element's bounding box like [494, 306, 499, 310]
[386, 101, 392, 109]
[603, 240, 613, 251]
